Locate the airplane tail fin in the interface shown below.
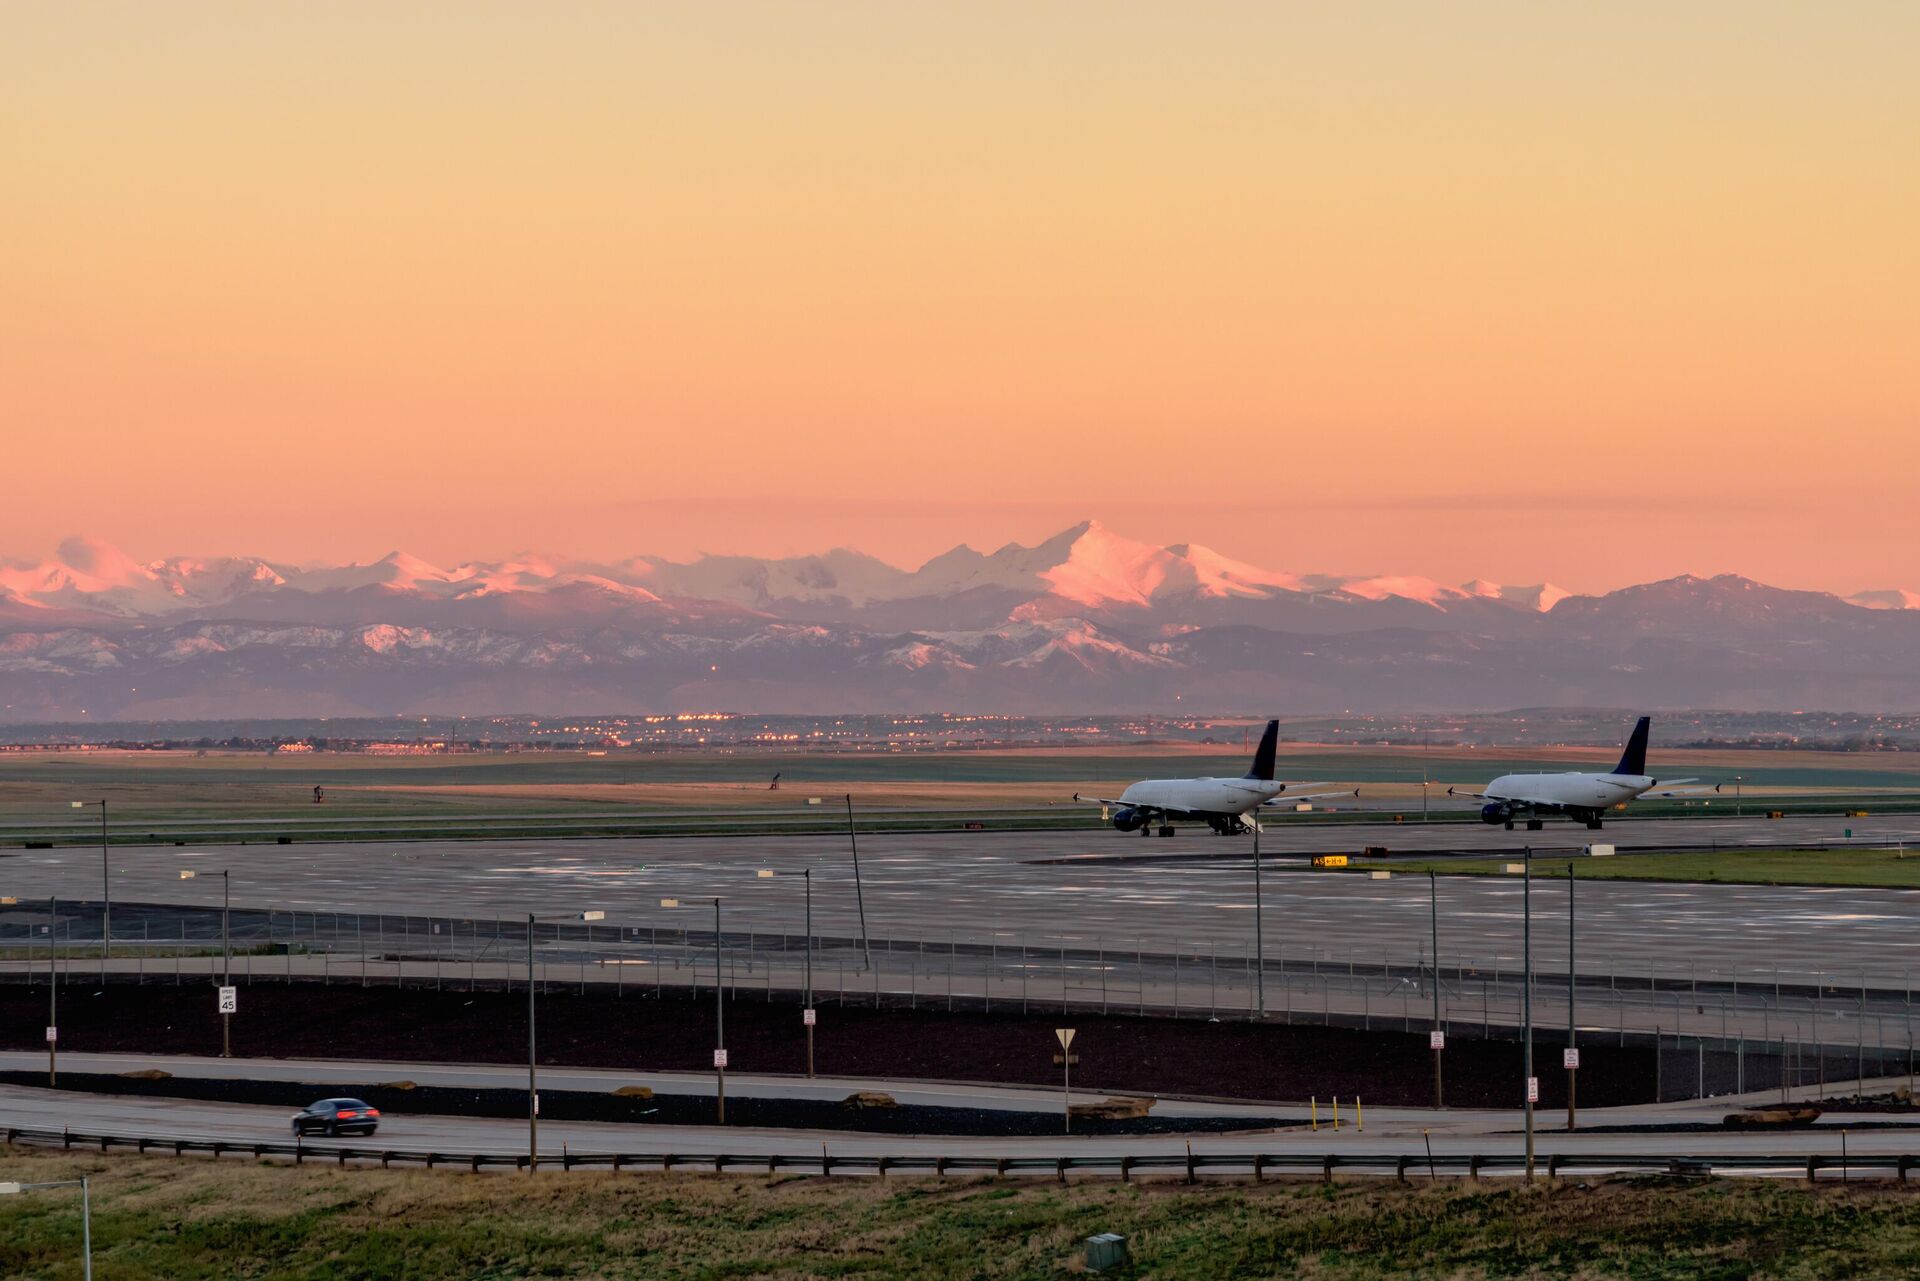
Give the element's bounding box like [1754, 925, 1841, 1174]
[1244, 719, 1279, 781]
[1611, 716, 1651, 776]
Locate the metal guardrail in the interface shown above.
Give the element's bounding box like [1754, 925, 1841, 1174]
[5, 1124, 1917, 1182]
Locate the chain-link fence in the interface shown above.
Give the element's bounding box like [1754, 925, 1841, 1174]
[4, 898, 1916, 1102]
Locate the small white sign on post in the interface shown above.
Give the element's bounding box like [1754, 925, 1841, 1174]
[713, 1048, 729, 1070]
[1563, 1047, 1581, 1070]
[45, 1026, 57, 1044]
[1526, 1076, 1540, 1103]
[803, 1008, 817, 1027]
[1429, 1030, 1445, 1051]
[218, 986, 238, 1014]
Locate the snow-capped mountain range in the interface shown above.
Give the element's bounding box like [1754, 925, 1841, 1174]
[3, 523, 1918, 718]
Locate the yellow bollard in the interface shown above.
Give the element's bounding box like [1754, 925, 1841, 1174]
[1333, 1096, 1340, 1132]
[1357, 1097, 1364, 1132]
[1310, 1097, 1318, 1132]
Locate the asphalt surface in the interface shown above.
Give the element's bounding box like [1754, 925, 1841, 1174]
[0, 1051, 1264, 1118]
[5, 813, 1919, 985]
[4, 1057, 1918, 1164]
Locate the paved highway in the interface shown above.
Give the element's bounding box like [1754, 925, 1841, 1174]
[4, 1067, 1918, 1165]
[0, 1051, 1271, 1119]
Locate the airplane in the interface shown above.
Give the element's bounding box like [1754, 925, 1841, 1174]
[1072, 719, 1359, 837]
[1448, 715, 1715, 831]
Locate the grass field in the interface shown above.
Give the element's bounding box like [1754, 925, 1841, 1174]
[2, 745, 1916, 837]
[1377, 847, 1920, 889]
[5, 1149, 1920, 1279]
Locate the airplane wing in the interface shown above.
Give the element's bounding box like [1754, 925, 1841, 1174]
[1644, 781, 1716, 799]
[1259, 788, 1361, 807]
[1070, 792, 1133, 808]
[1446, 786, 1489, 801]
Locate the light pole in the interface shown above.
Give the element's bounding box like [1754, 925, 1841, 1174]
[1523, 845, 1535, 1181]
[179, 869, 232, 1056]
[47, 894, 58, 1086]
[525, 908, 603, 1172]
[1429, 871, 1442, 1108]
[1252, 817, 1265, 1018]
[71, 800, 107, 980]
[1733, 775, 1745, 819]
[714, 897, 726, 1124]
[844, 795, 872, 969]
[1567, 863, 1578, 1131]
[804, 868, 815, 1078]
[0, 1176, 91, 1279]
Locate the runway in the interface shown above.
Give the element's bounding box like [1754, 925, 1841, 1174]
[3, 814, 1916, 989]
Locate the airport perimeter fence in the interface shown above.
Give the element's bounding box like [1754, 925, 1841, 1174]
[2, 900, 1916, 1103]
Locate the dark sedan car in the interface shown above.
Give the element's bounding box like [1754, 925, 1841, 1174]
[291, 1098, 382, 1137]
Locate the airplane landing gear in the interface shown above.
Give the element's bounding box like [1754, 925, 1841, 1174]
[1526, 819, 1544, 832]
[1157, 825, 1176, 838]
[1503, 820, 1515, 831]
[1586, 818, 1604, 830]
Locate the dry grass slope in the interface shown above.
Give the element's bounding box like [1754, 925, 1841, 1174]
[4, 1149, 1920, 1279]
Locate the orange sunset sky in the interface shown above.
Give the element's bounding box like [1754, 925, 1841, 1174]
[4, 3, 1916, 594]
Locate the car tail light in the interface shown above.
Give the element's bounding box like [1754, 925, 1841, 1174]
[337, 1110, 360, 1118]
[365, 1109, 380, 1118]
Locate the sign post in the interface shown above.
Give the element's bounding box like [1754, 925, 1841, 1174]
[1055, 1028, 1077, 1133]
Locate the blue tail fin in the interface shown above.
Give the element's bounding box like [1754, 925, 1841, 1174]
[1611, 716, 1651, 776]
[1244, 719, 1279, 781]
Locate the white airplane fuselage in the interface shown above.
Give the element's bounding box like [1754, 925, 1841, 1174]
[1486, 772, 1657, 812]
[1118, 776, 1286, 817]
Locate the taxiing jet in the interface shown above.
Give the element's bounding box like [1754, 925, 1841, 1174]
[1073, 719, 1359, 837]
[1448, 715, 1714, 831]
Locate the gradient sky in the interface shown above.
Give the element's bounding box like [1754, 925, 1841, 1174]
[4, 3, 1916, 593]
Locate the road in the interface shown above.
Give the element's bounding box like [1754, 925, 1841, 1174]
[3, 1052, 1918, 1165]
[0, 1051, 1269, 1118]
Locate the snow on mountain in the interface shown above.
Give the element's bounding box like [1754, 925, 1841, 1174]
[5, 530, 1920, 717]
[288, 551, 453, 594]
[0, 538, 219, 617]
[1164, 543, 1308, 598]
[1462, 579, 1571, 612]
[1325, 574, 1469, 608]
[912, 522, 1323, 610]
[1848, 589, 1920, 610]
[616, 548, 907, 608]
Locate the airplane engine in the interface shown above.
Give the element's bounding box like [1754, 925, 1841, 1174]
[1480, 802, 1509, 825]
[1111, 807, 1149, 832]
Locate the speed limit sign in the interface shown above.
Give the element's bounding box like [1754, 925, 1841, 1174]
[218, 986, 238, 1014]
